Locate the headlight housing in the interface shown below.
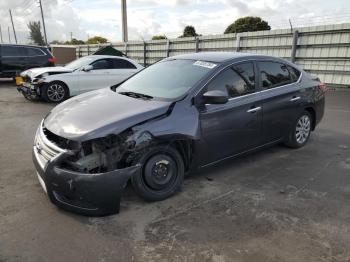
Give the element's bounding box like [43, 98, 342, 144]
[37, 78, 46, 84]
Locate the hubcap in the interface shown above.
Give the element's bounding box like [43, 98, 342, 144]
[47, 84, 65, 102]
[295, 115, 311, 144]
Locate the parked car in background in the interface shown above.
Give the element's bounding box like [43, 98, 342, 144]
[32, 52, 326, 216]
[0, 44, 55, 79]
[18, 55, 143, 103]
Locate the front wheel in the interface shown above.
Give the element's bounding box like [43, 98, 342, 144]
[284, 111, 312, 148]
[42, 81, 69, 103]
[131, 145, 185, 201]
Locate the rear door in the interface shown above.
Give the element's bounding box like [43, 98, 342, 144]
[108, 58, 139, 85]
[78, 58, 112, 93]
[198, 62, 263, 165]
[24, 46, 48, 69]
[257, 61, 303, 143]
[1, 45, 27, 77]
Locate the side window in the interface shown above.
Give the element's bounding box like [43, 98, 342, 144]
[111, 59, 136, 69]
[2, 46, 24, 57]
[287, 65, 301, 82]
[91, 59, 110, 70]
[232, 62, 255, 90]
[206, 63, 255, 98]
[26, 47, 45, 56]
[258, 61, 292, 89]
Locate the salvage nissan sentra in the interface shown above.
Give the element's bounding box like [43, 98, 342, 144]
[33, 52, 325, 216]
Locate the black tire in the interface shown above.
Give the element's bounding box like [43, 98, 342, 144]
[284, 111, 312, 148]
[41, 81, 69, 103]
[131, 145, 185, 201]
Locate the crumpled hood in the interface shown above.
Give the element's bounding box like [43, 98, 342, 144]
[44, 88, 172, 141]
[21, 66, 72, 79]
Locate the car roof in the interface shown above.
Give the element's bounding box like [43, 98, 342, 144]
[85, 55, 143, 67]
[163, 52, 299, 68]
[164, 52, 262, 63]
[0, 43, 48, 49]
[165, 51, 296, 64]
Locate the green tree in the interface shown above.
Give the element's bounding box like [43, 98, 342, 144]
[152, 35, 167, 40]
[180, 25, 199, 37]
[86, 36, 108, 44]
[50, 40, 63, 45]
[224, 16, 271, 34]
[64, 38, 85, 45]
[28, 21, 45, 46]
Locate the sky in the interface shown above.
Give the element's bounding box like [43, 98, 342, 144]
[0, 0, 349, 44]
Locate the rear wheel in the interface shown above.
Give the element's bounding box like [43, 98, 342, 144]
[131, 145, 184, 201]
[284, 111, 312, 148]
[42, 81, 69, 103]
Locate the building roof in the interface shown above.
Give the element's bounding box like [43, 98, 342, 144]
[93, 45, 126, 57]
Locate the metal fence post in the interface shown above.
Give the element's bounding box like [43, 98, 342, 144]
[235, 35, 241, 52]
[87, 45, 90, 55]
[143, 42, 147, 66]
[291, 30, 299, 63]
[124, 42, 128, 56]
[195, 37, 199, 53]
[166, 40, 170, 57]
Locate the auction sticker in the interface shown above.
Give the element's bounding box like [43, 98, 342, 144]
[193, 61, 217, 69]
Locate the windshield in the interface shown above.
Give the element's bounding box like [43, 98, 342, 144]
[117, 59, 215, 100]
[65, 56, 95, 70]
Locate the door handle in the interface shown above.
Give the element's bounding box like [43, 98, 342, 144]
[247, 106, 261, 113]
[290, 96, 301, 102]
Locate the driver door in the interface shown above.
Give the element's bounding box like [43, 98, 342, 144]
[78, 58, 112, 94]
[197, 62, 263, 166]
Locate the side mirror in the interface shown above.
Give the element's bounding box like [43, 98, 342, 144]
[202, 90, 228, 104]
[82, 65, 93, 72]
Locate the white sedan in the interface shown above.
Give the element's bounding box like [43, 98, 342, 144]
[18, 55, 143, 102]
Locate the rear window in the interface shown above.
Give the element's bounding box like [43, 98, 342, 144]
[287, 65, 301, 81]
[2, 46, 24, 57]
[258, 61, 292, 89]
[26, 47, 45, 56]
[112, 59, 136, 69]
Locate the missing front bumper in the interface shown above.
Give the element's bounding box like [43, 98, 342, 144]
[17, 84, 40, 100]
[33, 149, 141, 216]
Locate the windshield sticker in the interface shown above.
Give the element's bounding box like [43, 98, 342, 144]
[193, 61, 217, 69]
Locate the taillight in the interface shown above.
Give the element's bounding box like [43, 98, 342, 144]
[319, 82, 327, 92]
[48, 57, 56, 64]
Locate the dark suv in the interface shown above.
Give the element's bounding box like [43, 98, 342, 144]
[0, 44, 55, 78]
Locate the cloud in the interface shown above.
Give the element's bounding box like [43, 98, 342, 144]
[0, 0, 349, 44]
[0, 0, 86, 44]
[130, 0, 192, 6]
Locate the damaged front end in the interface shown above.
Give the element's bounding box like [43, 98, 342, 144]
[33, 120, 153, 216]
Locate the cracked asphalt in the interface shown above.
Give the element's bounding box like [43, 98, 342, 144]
[0, 80, 349, 262]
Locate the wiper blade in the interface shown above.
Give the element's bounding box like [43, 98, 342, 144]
[119, 91, 153, 100]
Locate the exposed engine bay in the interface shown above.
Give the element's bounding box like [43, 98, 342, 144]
[59, 130, 153, 174]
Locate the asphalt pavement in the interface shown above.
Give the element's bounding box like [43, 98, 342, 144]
[0, 80, 349, 262]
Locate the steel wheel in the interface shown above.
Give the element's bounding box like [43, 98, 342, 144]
[295, 114, 311, 144]
[131, 146, 185, 201]
[47, 83, 65, 102]
[144, 155, 177, 191]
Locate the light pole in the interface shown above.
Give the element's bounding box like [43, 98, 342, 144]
[121, 0, 128, 42]
[38, 0, 48, 45]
